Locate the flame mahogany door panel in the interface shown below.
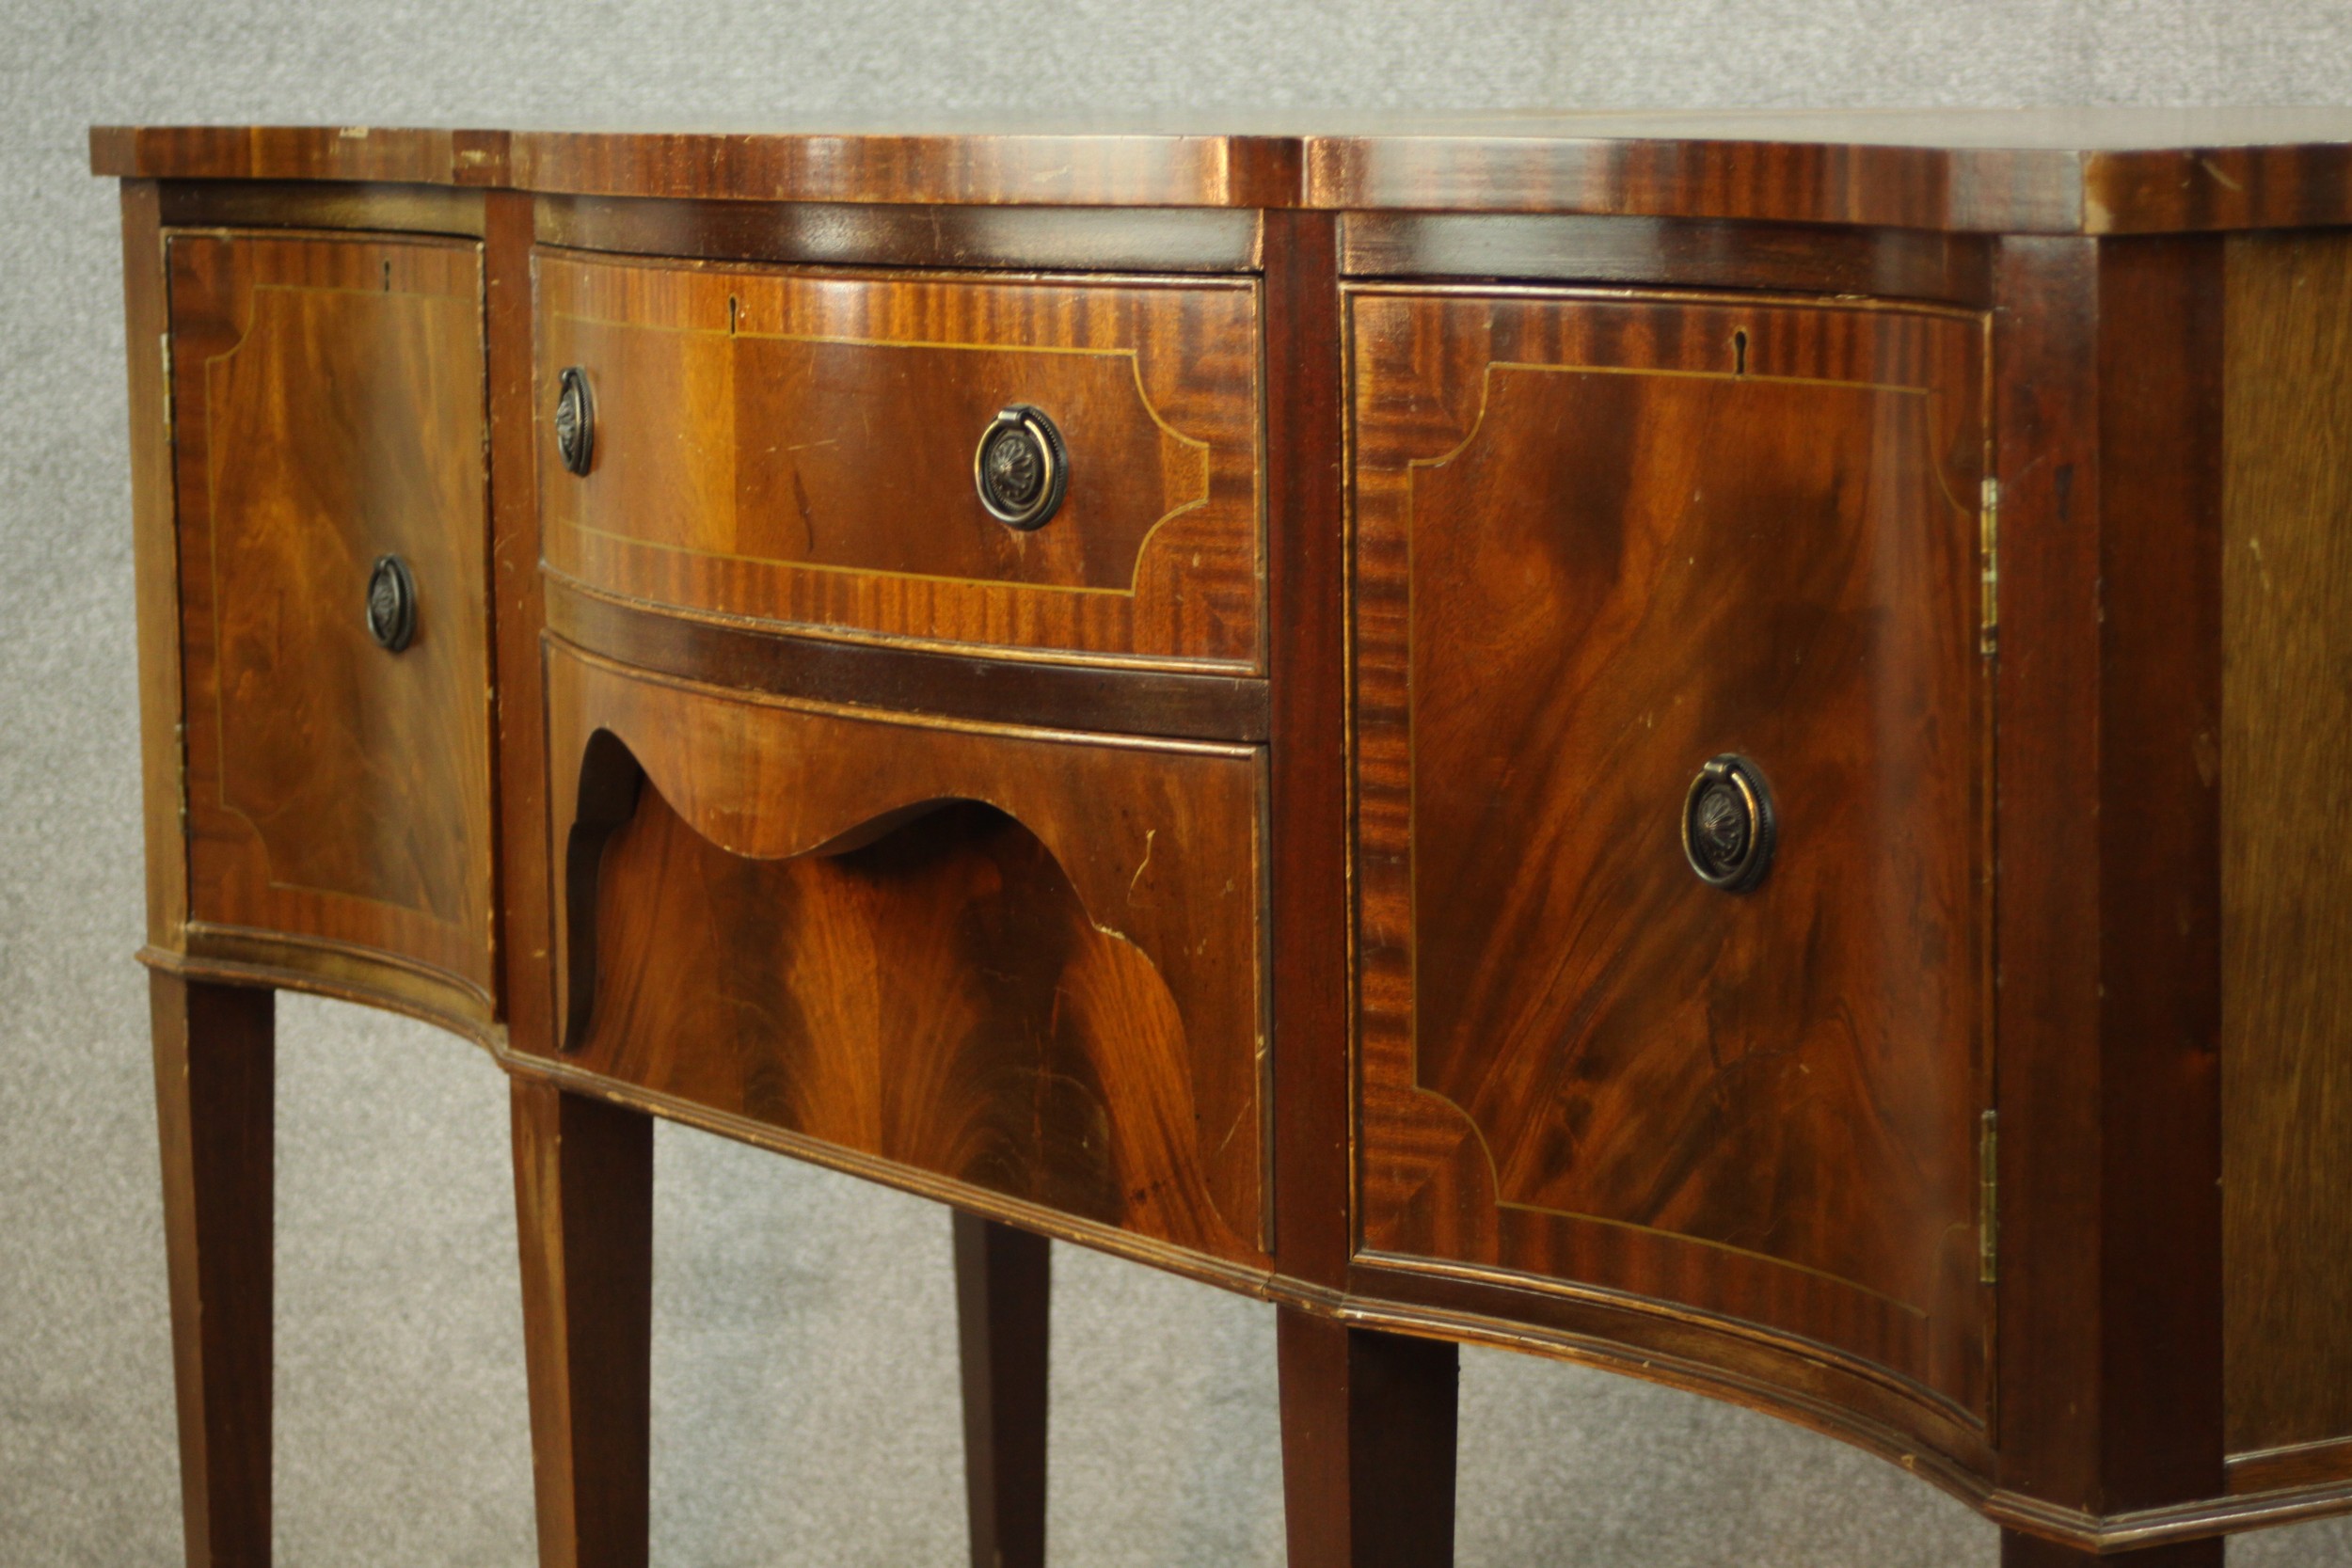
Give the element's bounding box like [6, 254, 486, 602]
[537, 641, 1270, 1266]
[166, 232, 497, 1012]
[1350, 287, 1994, 1418]
[535, 252, 1263, 673]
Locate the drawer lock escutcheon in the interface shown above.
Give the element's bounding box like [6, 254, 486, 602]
[1681, 754, 1775, 894]
[974, 404, 1068, 530]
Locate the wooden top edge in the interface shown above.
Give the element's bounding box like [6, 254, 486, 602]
[88, 111, 2352, 231]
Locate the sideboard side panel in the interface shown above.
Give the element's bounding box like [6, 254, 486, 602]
[119, 181, 188, 949]
[2220, 230, 2352, 1470]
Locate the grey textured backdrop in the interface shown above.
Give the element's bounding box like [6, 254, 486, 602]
[7, 3, 2352, 1564]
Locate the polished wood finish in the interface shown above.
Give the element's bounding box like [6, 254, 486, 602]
[2221, 230, 2352, 1464]
[548, 579, 1267, 743]
[536, 252, 1263, 671]
[538, 193, 1259, 274]
[158, 179, 486, 237]
[1977, 232, 2235, 1542]
[512, 1081, 654, 1568]
[1352, 286, 1992, 1413]
[93, 124, 513, 188]
[542, 644, 1269, 1262]
[2090, 236, 2225, 1515]
[1342, 212, 1994, 303]
[954, 1212, 1050, 1568]
[97, 117, 2352, 1565]
[119, 181, 186, 950]
[2000, 1530, 2222, 1568]
[488, 187, 558, 1066]
[1262, 208, 1355, 1290]
[151, 972, 274, 1568]
[97, 111, 2352, 234]
[166, 230, 497, 1013]
[1277, 1311, 1458, 1568]
[1984, 237, 2106, 1516]
[1306, 108, 2352, 234]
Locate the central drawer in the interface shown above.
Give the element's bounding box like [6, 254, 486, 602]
[535, 252, 1264, 671]
[535, 640, 1270, 1265]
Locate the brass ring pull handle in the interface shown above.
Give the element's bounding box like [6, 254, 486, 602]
[974, 404, 1068, 530]
[1682, 754, 1775, 893]
[366, 554, 417, 653]
[555, 365, 595, 477]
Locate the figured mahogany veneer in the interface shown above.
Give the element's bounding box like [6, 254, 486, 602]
[539, 642, 1269, 1263]
[1351, 287, 1992, 1417]
[536, 253, 1263, 670]
[94, 117, 2352, 1568]
[164, 230, 497, 1020]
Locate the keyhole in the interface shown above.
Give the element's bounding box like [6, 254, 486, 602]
[1733, 328, 1749, 375]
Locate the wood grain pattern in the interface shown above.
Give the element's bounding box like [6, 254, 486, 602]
[93, 124, 511, 186]
[537, 194, 1259, 274]
[93, 112, 2352, 233]
[119, 181, 186, 949]
[490, 189, 556, 1056]
[151, 972, 275, 1568]
[1351, 286, 1993, 1413]
[954, 1212, 1050, 1568]
[539, 642, 1268, 1263]
[2221, 230, 2352, 1461]
[536, 252, 1263, 670]
[1985, 237, 2108, 1511]
[158, 180, 486, 238]
[512, 1080, 653, 1568]
[1304, 109, 2352, 234]
[1277, 1309, 1458, 1568]
[2089, 236, 2226, 1515]
[509, 130, 1304, 210]
[1340, 213, 1992, 304]
[167, 231, 497, 1008]
[547, 578, 1267, 743]
[1262, 210, 1355, 1286]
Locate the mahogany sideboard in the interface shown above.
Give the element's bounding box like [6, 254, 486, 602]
[91, 112, 2352, 1567]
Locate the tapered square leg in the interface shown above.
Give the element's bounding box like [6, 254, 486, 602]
[2001, 1528, 2224, 1565]
[953, 1212, 1049, 1568]
[1277, 1308, 1458, 1568]
[513, 1081, 653, 1568]
[151, 972, 275, 1568]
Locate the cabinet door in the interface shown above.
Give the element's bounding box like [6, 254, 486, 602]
[1351, 289, 1992, 1418]
[168, 233, 495, 1017]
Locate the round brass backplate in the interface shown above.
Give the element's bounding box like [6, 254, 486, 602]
[1681, 754, 1774, 893]
[974, 404, 1068, 530]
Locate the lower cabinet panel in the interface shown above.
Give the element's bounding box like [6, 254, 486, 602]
[1350, 286, 1993, 1418]
[537, 641, 1269, 1265]
[167, 231, 496, 1011]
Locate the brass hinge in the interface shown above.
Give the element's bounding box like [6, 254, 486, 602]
[1979, 1109, 2000, 1285]
[159, 330, 174, 436]
[1979, 477, 1999, 657]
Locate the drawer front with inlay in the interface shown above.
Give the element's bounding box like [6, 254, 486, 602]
[167, 231, 497, 1016]
[538, 641, 1270, 1264]
[535, 253, 1263, 671]
[1350, 286, 1994, 1418]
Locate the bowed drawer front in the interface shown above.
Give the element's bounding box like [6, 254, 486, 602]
[166, 231, 497, 1015]
[537, 641, 1271, 1264]
[1351, 287, 1994, 1417]
[535, 253, 1264, 671]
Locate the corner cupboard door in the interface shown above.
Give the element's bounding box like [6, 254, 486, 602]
[167, 233, 497, 1022]
[1351, 288, 1994, 1420]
